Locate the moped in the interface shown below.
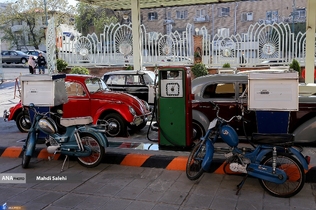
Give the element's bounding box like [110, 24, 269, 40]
[22, 103, 109, 171]
[186, 102, 310, 198]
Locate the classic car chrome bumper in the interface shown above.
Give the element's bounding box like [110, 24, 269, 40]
[3, 109, 9, 122]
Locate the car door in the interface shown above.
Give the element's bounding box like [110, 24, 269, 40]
[198, 82, 241, 134]
[105, 74, 127, 92]
[125, 74, 149, 102]
[9, 51, 18, 63]
[1, 51, 10, 63]
[62, 81, 91, 118]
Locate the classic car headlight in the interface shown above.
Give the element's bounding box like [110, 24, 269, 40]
[129, 106, 136, 116]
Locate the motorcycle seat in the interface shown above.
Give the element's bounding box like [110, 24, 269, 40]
[251, 133, 294, 145]
[60, 116, 93, 127]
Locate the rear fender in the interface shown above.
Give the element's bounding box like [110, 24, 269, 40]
[293, 116, 316, 143]
[78, 126, 109, 147]
[288, 147, 309, 170]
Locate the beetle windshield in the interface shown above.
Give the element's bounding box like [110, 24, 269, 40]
[85, 77, 109, 93]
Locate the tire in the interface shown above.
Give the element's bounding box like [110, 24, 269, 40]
[259, 153, 305, 198]
[77, 133, 105, 168]
[22, 134, 31, 168]
[103, 113, 127, 137]
[192, 120, 205, 142]
[16, 112, 31, 133]
[21, 150, 31, 169]
[21, 58, 27, 64]
[186, 140, 206, 180]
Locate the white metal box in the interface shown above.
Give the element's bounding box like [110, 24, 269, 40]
[248, 72, 298, 111]
[20, 74, 68, 107]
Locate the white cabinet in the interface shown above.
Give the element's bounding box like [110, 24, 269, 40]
[248, 72, 298, 111]
[20, 74, 68, 107]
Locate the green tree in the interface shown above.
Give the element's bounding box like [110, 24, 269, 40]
[75, 2, 118, 36]
[0, 0, 75, 50]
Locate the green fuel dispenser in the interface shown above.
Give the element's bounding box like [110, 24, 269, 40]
[157, 67, 192, 149]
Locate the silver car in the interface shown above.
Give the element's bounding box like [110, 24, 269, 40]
[1, 50, 30, 64]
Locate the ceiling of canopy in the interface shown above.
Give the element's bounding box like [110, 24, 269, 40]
[78, 0, 235, 10]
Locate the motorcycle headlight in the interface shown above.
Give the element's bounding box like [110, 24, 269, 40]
[129, 106, 136, 116]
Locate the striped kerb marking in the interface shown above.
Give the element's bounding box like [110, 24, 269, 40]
[0, 146, 316, 183]
[1, 147, 23, 158]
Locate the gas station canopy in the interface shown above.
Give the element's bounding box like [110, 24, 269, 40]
[79, 0, 235, 10]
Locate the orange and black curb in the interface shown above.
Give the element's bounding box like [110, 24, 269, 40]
[1, 146, 316, 183]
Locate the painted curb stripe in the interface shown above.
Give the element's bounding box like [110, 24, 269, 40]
[1, 146, 316, 183]
[165, 156, 188, 171]
[2, 147, 23, 158]
[121, 154, 152, 167]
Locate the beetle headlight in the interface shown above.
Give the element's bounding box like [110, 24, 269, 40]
[129, 106, 136, 116]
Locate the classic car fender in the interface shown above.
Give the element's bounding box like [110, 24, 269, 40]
[293, 116, 316, 143]
[192, 109, 209, 133]
[92, 104, 134, 124]
[8, 102, 24, 121]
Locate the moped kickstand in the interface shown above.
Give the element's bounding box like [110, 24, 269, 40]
[61, 155, 69, 172]
[236, 174, 248, 195]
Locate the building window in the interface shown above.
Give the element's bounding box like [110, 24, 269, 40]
[196, 9, 206, 18]
[218, 7, 230, 17]
[241, 12, 253, 22]
[293, 8, 306, 18]
[176, 10, 188, 19]
[166, 11, 171, 19]
[148, 12, 158, 21]
[266, 10, 278, 21]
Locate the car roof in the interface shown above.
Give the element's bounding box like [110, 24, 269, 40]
[103, 70, 152, 76]
[65, 74, 94, 82]
[192, 74, 248, 87]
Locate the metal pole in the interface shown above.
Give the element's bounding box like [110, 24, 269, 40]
[292, 0, 296, 32]
[44, 0, 48, 26]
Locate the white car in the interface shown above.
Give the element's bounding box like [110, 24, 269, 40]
[103, 70, 157, 105]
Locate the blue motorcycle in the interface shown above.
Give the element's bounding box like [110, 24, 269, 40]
[186, 102, 310, 198]
[22, 103, 108, 171]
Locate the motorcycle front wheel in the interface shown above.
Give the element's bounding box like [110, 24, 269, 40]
[186, 140, 206, 180]
[21, 134, 31, 168]
[77, 133, 105, 168]
[259, 152, 305, 198]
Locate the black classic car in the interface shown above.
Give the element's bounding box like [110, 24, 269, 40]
[191, 73, 316, 144]
[103, 70, 157, 105]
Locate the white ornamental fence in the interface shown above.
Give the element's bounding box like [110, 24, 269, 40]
[54, 22, 315, 68]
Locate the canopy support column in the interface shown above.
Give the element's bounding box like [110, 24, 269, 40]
[131, 0, 142, 70]
[305, 0, 316, 83]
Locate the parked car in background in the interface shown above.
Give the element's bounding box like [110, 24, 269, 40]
[3, 74, 151, 137]
[103, 70, 157, 105]
[1, 50, 30, 64]
[25, 50, 46, 59]
[191, 73, 316, 144]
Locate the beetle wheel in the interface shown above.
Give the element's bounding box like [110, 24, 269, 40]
[16, 111, 31, 133]
[103, 113, 127, 137]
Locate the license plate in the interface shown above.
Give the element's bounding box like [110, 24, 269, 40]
[208, 118, 217, 130]
[134, 117, 143, 126]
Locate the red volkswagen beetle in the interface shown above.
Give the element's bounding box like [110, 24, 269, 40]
[3, 74, 151, 137]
